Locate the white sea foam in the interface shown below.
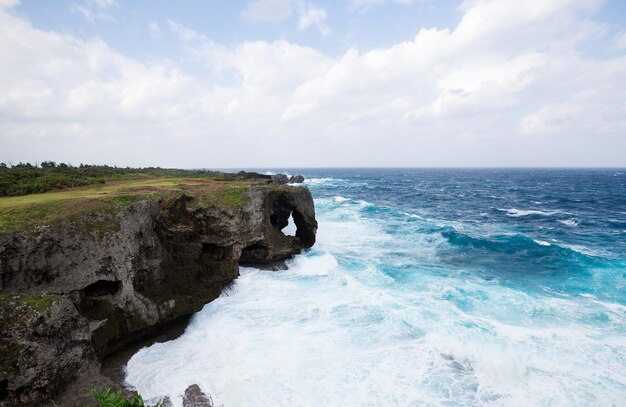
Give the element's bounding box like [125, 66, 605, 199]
[403, 212, 424, 219]
[281, 253, 339, 276]
[304, 177, 339, 185]
[558, 219, 580, 227]
[498, 208, 560, 217]
[126, 253, 626, 406]
[533, 239, 551, 246]
[333, 196, 350, 203]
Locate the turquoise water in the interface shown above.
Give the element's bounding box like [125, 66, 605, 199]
[126, 169, 626, 406]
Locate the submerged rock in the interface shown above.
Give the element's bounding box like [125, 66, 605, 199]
[0, 182, 317, 406]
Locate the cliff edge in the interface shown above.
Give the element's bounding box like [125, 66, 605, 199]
[0, 178, 317, 406]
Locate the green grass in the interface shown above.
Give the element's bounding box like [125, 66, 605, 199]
[0, 179, 195, 233]
[222, 185, 246, 208]
[0, 178, 261, 233]
[0, 164, 223, 197]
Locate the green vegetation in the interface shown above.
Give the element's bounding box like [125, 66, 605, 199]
[0, 162, 221, 197]
[222, 185, 246, 208]
[0, 177, 258, 233]
[0, 292, 61, 313]
[0, 162, 270, 233]
[0, 180, 173, 234]
[88, 387, 163, 407]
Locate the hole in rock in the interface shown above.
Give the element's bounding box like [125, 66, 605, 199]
[282, 212, 297, 236]
[83, 280, 121, 297]
[240, 242, 270, 263]
[270, 196, 300, 237]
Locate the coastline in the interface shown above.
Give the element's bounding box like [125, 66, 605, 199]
[0, 174, 317, 406]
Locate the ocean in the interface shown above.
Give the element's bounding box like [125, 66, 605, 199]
[125, 169, 626, 406]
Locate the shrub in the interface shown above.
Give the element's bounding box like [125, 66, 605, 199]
[88, 387, 163, 407]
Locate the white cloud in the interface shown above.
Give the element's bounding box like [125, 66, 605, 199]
[348, 0, 418, 12]
[0, 0, 19, 9]
[297, 5, 329, 35]
[241, 0, 294, 23]
[148, 21, 161, 39]
[94, 0, 114, 7]
[71, 0, 116, 22]
[167, 20, 206, 42]
[1, 0, 625, 167]
[616, 31, 626, 49]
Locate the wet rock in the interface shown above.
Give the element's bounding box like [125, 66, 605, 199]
[183, 384, 213, 407]
[289, 175, 305, 183]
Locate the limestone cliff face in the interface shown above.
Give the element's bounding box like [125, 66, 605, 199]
[0, 183, 317, 406]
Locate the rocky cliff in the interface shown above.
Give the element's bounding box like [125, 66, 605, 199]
[0, 181, 317, 406]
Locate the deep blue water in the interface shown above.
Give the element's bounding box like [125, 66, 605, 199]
[127, 169, 626, 406]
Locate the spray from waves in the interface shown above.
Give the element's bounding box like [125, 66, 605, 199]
[125, 252, 626, 406]
[303, 177, 343, 185]
[281, 252, 339, 276]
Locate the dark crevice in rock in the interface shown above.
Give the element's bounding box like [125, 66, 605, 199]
[83, 280, 121, 297]
[240, 242, 270, 264]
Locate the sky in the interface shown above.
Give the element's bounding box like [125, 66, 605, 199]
[0, 0, 625, 168]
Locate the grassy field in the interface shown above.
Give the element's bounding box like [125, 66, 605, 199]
[0, 178, 260, 234]
[0, 164, 225, 197]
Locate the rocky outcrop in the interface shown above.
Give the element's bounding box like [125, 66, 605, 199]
[0, 182, 317, 406]
[216, 171, 305, 185]
[183, 384, 214, 407]
[0, 293, 97, 406]
[270, 174, 305, 184]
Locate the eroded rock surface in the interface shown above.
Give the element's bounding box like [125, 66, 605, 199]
[0, 183, 316, 406]
[0, 293, 96, 406]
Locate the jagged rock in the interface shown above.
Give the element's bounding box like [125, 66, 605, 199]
[0, 183, 317, 405]
[289, 175, 305, 183]
[183, 384, 213, 407]
[270, 174, 290, 184]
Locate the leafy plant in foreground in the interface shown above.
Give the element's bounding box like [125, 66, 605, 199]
[88, 387, 163, 407]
